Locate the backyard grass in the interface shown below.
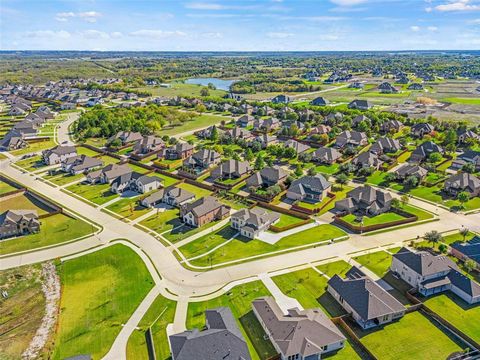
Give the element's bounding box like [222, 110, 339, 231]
[188, 224, 347, 267]
[47, 172, 85, 186]
[1, 192, 53, 215]
[0, 180, 17, 195]
[423, 293, 480, 342]
[0, 213, 94, 255]
[354, 311, 463, 360]
[317, 185, 353, 215]
[77, 146, 101, 157]
[408, 185, 480, 211]
[66, 182, 118, 205]
[52, 244, 154, 360]
[97, 155, 120, 166]
[127, 163, 152, 174]
[158, 114, 230, 136]
[0, 264, 45, 359]
[186, 281, 277, 360]
[126, 295, 177, 360]
[177, 181, 212, 198]
[11, 139, 56, 156]
[342, 212, 406, 226]
[153, 173, 180, 187]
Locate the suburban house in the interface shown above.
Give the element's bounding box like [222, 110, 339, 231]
[312, 147, 342, 164]
[0, 131, 27, 150]
[310, 97, 329, 106]
[180, 196, 230, 227]
[158, 142, 195, 160]
[169, 307, 251, 360]
[230, 207, 280, 239]
[61, 155, 104, 175]
[408, 83, 424, 91]
[140, 186, 195, 208]
[271, 94, 291, 104]
[327, 267, 405, 329]
[236, 114, 255, 128]
[309, 125, 331, 137]
[42, 145, 77, 165]
[211, 160, 251, 181]
[287, 174, 331, 203]
[245, 166, 289, 190]
[380, 119, 404, 134]
[335, 131, 368, 148]
[195, 125, 223, 139]
[370, 137, 402, 155]
[352, 114, 370, 128]
[444, 173, 480, 197]
[108, 131, 143, 145]
[391, 247, 480, 304]
[457, 129, 479, 144]
[133, 135, 164, 154]
[451, 150, 480, 171]
[378, 82, 398, 93]
[252, 134, 278, 148]
[409, 141, 443, 163]
[183, 149, 221, 172]
[111, 172, 162, 194]
[352, 152, 383, 170]
[224, 127, 254, 141]
[253, 117, 280, 132]
[450, 237, 480, 270]
[284, 139, 311, 154]
[348, 99, 373, 110]
[411, 123, 435, 138]
[393, 164, 428, 182]
[252, 297, 346, 360]
[0, 210, 40, 239]
[335, 185, 392, 216]
[86, 163, 132, 184]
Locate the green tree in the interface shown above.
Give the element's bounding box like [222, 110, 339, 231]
[400, 194, 410, 207]
[210, 126, 219, 142]
[424, 230, 442, 248]
[465, 259, 477, 273]
[405, 175, 419, 188]
[294, 164, 303, 177]
[200, 87, 210, 96]
[244, 148, 254, 162]
[460, 227, 469, 243]
[457, 191, 470, 208]
[254, 154, 265, 170]
[335, 173, 349, 190]
[428, 152, 442, 163]
[391, 198, 401, 209]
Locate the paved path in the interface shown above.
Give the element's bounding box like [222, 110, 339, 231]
[344, 256, 394, 291]
[171, 296, 189, 333]
[258, 273, 303, 313]
[56, 112, 80, 145]
[257, 219, 325, 245]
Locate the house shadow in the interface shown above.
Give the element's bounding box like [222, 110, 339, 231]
[239, 310, 278, 359]
[316, 292, 347, 318]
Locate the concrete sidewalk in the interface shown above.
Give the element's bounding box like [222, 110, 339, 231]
[258, 273, 303, 313]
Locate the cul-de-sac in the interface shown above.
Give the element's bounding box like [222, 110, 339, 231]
[1, 3, 480, 359]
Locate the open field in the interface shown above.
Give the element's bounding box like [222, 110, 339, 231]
[187, 224, 347, 267]
[157, 113, 231, 136]
[134, 82, 227, 98]
[126, 294, 177, 360]
[1, 192, 53, 215]
[186, 281, 277, 360]
[353, 311, 464, 360]
[66, 182, 118, 205]
[52, 244, 154, 360]
[0, 264, 45, 359]
[0, 213, 94, 255]
[11, 140, 57, 156]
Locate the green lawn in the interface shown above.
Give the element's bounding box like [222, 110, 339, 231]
[443, 97, 480, 106]
[408, 185, 480, 211]
[179, 225, 239, 259]
[186, 281, 277, 360]
[177, 181, 212, 198]
[66, 182, 118, 205]
[0, 213, 94, 255]
[401, 204, 434, 221]
[47, 172, 85, 186]
[134, 82, 227, 98]
[126, 295, 177, 360]
[14, 155, 46, 171]
[316, 260, 352, 278]
[97, 155, 120, 166]
[342, 212, 406, 226]
[105, 195, 152, 220]
[424, 293, 480, 343]
[11, 139, 56, 156]
[77, 146, 101, 157]
[158, 114, 230, 136]
[274, 212, 306, 228]
[163, 219, 221, 243]
[153, 173, 180, 187]
[0, 180, 17, 195]
[188, 224, 347, 267]
[355, 311, 463, 360]
[138, 208, 180, 235]
[127, 163, 152, 174]
[353, 251, 394, 277]
[318, 186, 353, 215]
[52, 244, 155, 360]
[272, 268, 347, 317]
[315, 163, 340, 175]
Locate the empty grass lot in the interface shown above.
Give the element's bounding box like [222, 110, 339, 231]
[11, 139, 56, 156]
[14, 155, 46, 171]
[1, 193, 53, 215]
[179, 225, 239, 259]
[66, 182, 118, 205]
[177, 181, 212, 198]
[0, 180, 17, 195]
[187, 224, 347, 267]
[0, 213, 94, 255]
[154, 173, 180, 187]
[354, 311, 463, 360]
[105, 195, 152, 220]
[423, 293, 480, 343]
[52, 244, 154, 360]
[186, 281, 277, 360]
[158, 114, 230, 136]
[126, 295, 177, 360]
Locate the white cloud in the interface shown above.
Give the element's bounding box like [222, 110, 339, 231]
[266, 32, 294, 38]
[318, 34, 340, 40]
[202, 32, 223, 38]
[55, 11, 102, 23]
[435, 0, 480, 11]
[129, 30, 187, 39]
[81, 30, 110, 39]
[111, 32, 123, 39]
[330, 0, 368, 5]
[185, 2, 258, 10]
[24, 30, 71, 39]
[410, 25, 421, 31]
[427, 26, 438, 31]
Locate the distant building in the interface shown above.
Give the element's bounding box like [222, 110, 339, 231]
[271, 94, 291, 104]
[348, 99, 373, 110]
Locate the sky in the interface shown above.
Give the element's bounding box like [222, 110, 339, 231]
[1, 0, 480, 51]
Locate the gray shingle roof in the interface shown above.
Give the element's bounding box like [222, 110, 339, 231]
[392, 247, 458, 277]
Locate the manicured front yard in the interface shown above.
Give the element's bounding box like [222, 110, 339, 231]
[342, 212, 406, 227]
[186, 281, 277, 360]
[187, 224, 347, 267]
[354, 311, 463, 360]
[126, 295, 177, 360]
[52, 244, 155, 360]
[0, 213, 94, 255]
[11, 139, 56, 156]
[274, 212, 306, 228]
[66, 182, 118, 205]
[14, 155, 46, 171]
[104, 195, 152, 220]
[353, 250, 394, 277]
[423, 293, 480, 342]
[179, 225, 239, 259]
